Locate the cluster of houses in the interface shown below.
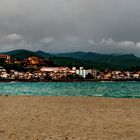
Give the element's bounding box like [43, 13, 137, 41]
[0, 67, 45, 81]
[1, 54, 140, 81]
[0, 54, 50, 66]
[40, 67, 97, 80]
[97, 71, 140, 80]
[0, 64, 140, 81]
[0, 66, 96, 81]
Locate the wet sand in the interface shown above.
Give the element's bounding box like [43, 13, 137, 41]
[0, 96, 140, 140]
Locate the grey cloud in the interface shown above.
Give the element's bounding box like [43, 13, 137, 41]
[0, 33, 32, 51]
[39, 37, 55, 44]
[88, 38, 140, 56]
[2, 34, 23, 42]
[88, 40, 97, 45]
[0, 0, 140, 55]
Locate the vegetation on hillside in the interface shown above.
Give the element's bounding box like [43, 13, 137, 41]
[1, 49, 140, 71]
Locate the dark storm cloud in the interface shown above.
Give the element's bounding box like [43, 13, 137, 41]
[0, 0, 140, 55]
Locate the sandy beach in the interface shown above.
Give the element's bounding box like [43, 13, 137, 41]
[0, 96, 139, 140]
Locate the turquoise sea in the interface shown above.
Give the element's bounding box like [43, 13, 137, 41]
[0, 82, 140, 98]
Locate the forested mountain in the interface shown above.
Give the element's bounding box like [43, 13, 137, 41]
[1, 49, 140, 70]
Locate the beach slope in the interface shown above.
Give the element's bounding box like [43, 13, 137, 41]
[0, 96, 140, 140]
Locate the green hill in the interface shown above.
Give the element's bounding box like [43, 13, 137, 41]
[36, 50, 52, 58]
[6, 49, 40, 59]
[1, 49, 140, 71]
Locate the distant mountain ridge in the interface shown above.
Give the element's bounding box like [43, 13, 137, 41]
[0, 49, 137, 59]
[0, 49, 140, 70]
[54, 51, 137, 61]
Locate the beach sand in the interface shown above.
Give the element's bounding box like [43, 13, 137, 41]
[0, 96, 140, 140]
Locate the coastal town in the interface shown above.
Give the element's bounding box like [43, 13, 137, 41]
[0, 54, 140, 82]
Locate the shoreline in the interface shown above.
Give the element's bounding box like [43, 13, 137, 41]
[0, 78, 140, 82]
[0, 96, 139, 140]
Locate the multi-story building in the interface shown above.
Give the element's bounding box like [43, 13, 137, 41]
[0, 54, 11, 63]
[40, 67, 69, 73]
[27, 57, 39, 65]
[27, 57, 50, 66]
[76, 67, 97, 78]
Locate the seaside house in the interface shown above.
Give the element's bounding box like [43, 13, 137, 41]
[40, 67, 69, 73]
[103, 73, 112, 80]
[0, 54, 11, 63]
[133, 74, 139, 79]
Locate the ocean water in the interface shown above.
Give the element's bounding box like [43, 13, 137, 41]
[0, 82, 140, 98]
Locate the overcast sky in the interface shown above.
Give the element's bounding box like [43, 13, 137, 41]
[1, 0, 140, 55]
